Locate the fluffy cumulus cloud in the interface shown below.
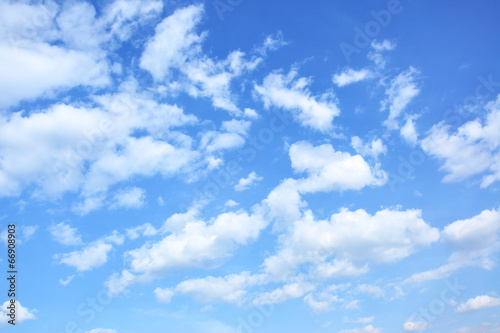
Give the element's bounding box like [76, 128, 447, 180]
[262, 208, 439, 281]
[421, 94, 500, 187]
[0, 0, 163, 109]
[259, 141, 386, 231]
[48, 222, 83, 246]
[405, 207, 500, 283]
[3, 2, 499, 332]
[265, 141, 387, 228]
[0, 3, 279, 210]
[0, 301, 36, 325]
[288, 140, 386, 192]
[455, 295, 500, 313]
[56, 241, 113, 272]
[140, 4, 205, 81]
[254, 69, 340, 132]
[55, 230, 123, 272]
[0, 90, 199, 209]
[106, 209, 268, 295]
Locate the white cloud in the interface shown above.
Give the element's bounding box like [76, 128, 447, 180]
[200, 131, 246, 152]
[140, 4, 263, 113]
[333, 68, 373, 87]
[107, 209, 268, 295]
[403, 320, 428, 331]
[263, 207, 439, 283]
[105, 269, 138, 296]
[1, 225, 37, 245]
[56, 240, 113, 272]
[234, 171, 263, 191]
[139, 4, 205, 81]
[261, 199, 439, 286]
[255, 31, 289, 56]
[381, 67, 420, 129]
[167, 272, 263, 305]
[225, 199, 239, 207]
[443, 207, 500, 252]
[49, 222, 83, 246]
[0, 90, 198, 203]
[154, 287, 175, 303]
[253, 279, 315, 305]
[367, 40, 396, 68]
[254, 69, 340, 132]
[0, 301, 36, 325]
[126, 223, 158, 240]
[180, 50, 261, 113]
[20, 225, 38, 242]
[339, 325, 383, 333]
[59, 275, 74, 286]
[0, 0, 166, 108]
[371, 39, 396, 52]
[405, 207, 500, 284]
[303, 289, 342, 312]
[264, 141, 387, 230]
[289, 141, 387, 192]
[421, 94, 500, 187]
[0, 25, 109, 108]
[452, 323, 500, 333]
[221, 119, 251, 136]
[400, 117, 419, 145]
[102, 0, 163, 42]
[344, 300, 360, 310]
[351, 136, 387, 159]
[456, 295, 500, 313]
[243, 108, 259, 119]
[109, 187, 146, 210]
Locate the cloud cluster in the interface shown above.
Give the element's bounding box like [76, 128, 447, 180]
[422, 94, 500, 187]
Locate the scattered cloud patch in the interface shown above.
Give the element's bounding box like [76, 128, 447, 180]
[333, 68, 373, 87]
[456, 295, 500, 313]
[254, 69, 340, 132]
[234, 171, 263, 191]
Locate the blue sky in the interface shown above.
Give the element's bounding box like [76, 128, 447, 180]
[1, 0, 500, 332]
